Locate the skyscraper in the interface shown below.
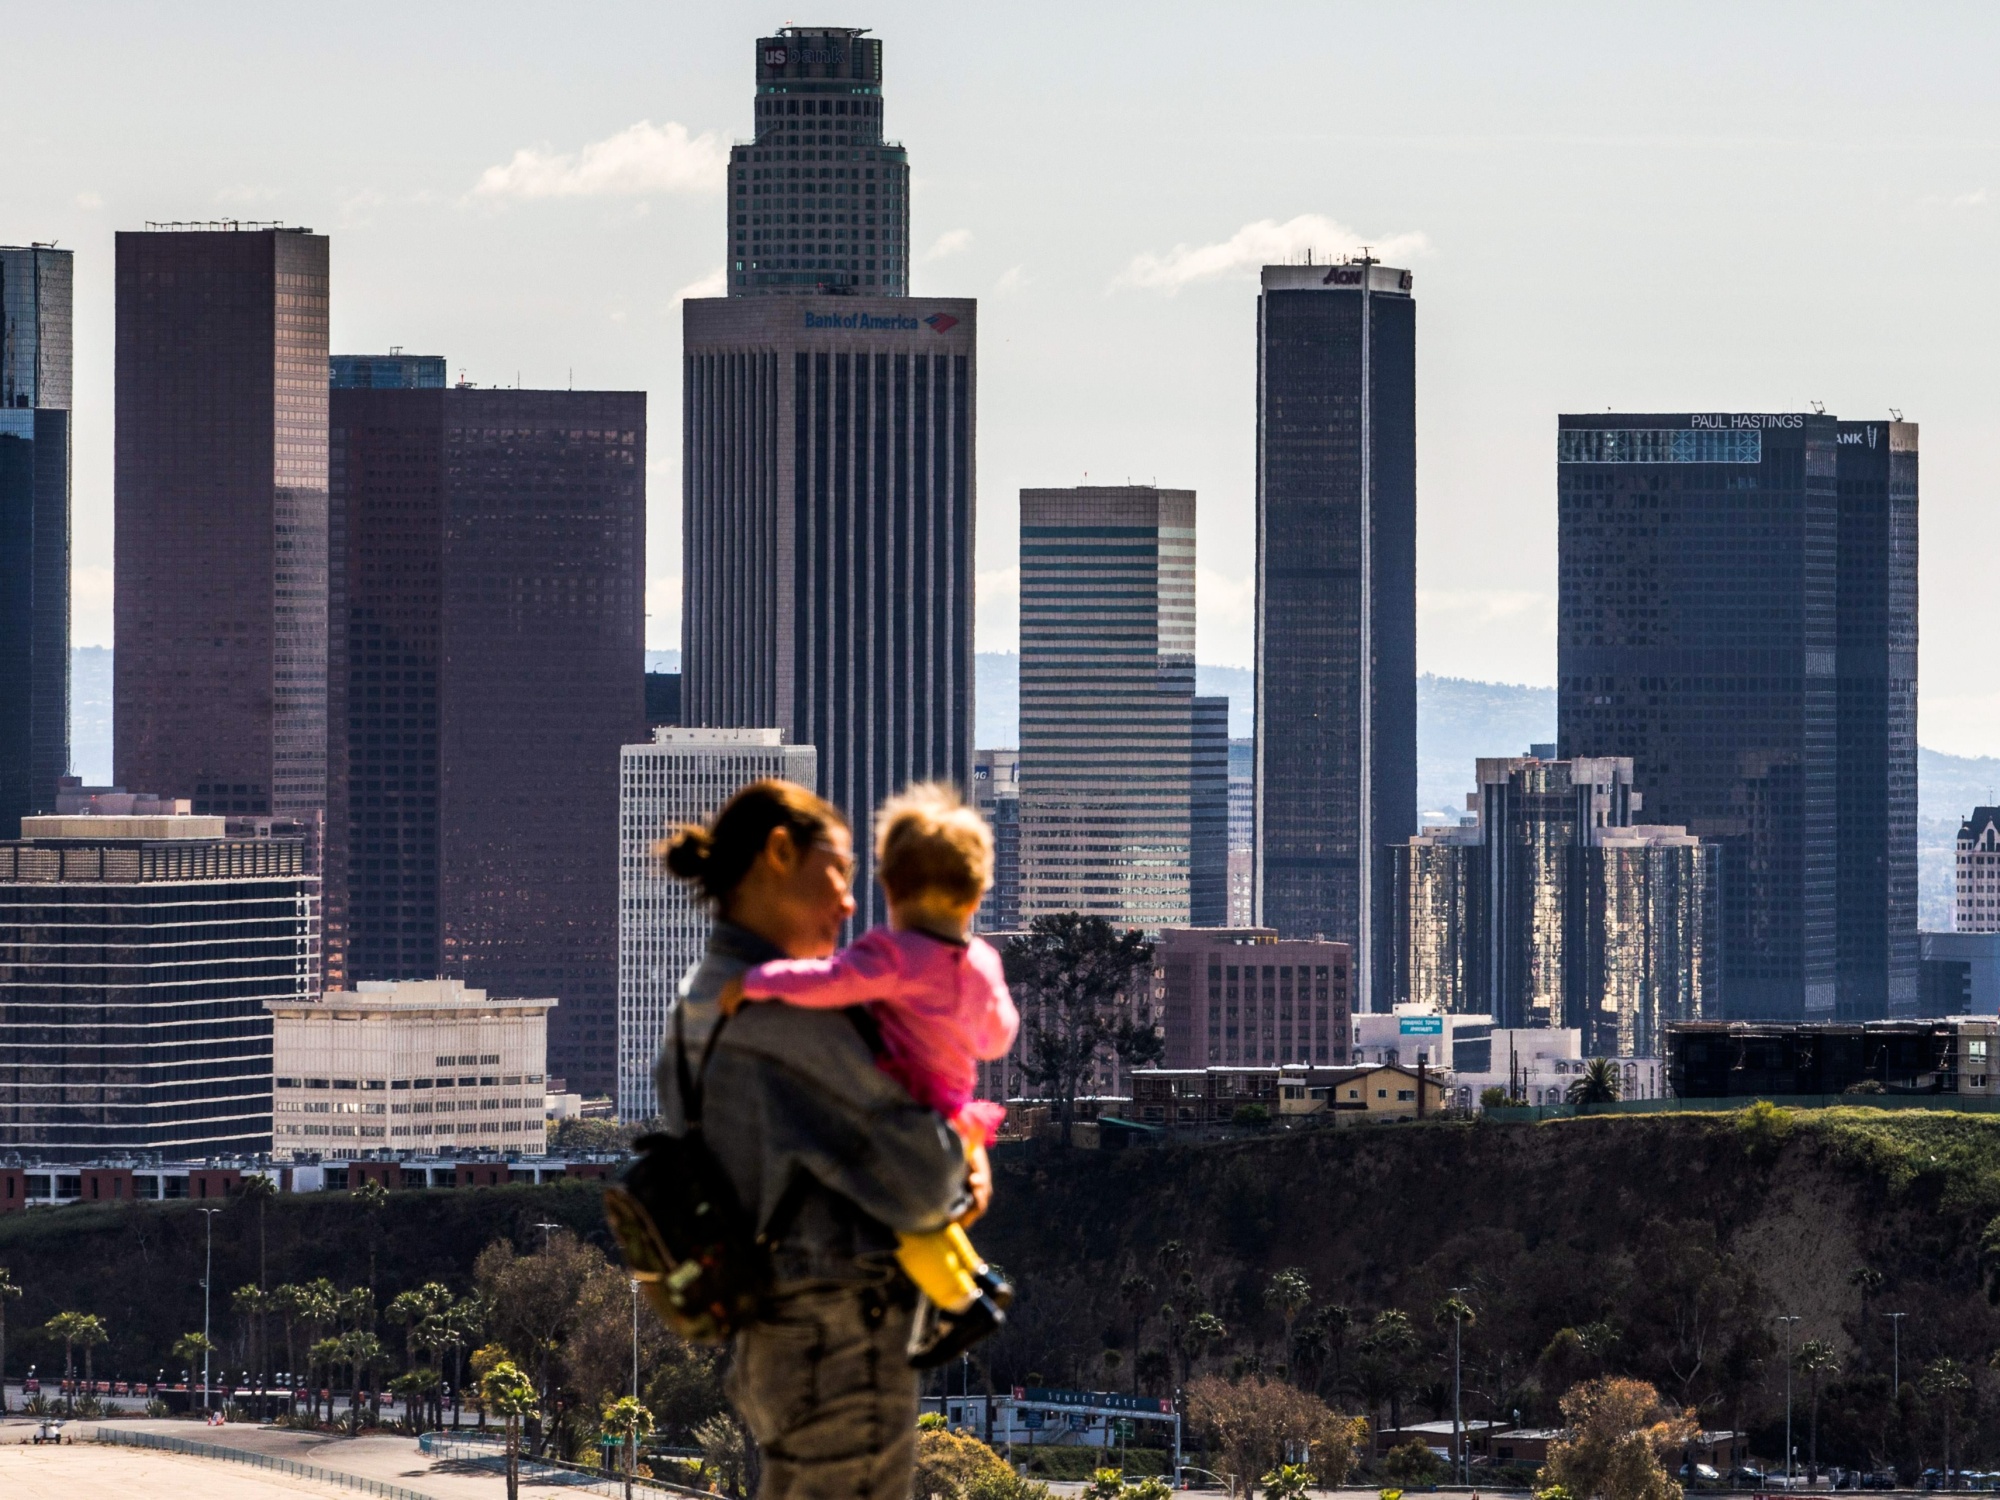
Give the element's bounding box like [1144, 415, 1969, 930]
[972, 747, 1020, 932]
[0, 245, 71, 837]
[617, 729, 817, 1121]
[1385, 753, 1717, 1056]
[1017, 486, 1224, 931]
[328, 382, 646, 1094]
[1557, 413, 1917, 1019]
[114, 225, 329, 822]
[0, 807, 316, 1160]
[1254, 260, 1418, 1006]
[680, 297, 975, 929]
[729, 27, 910, 297]
[330, 352, 446, 390]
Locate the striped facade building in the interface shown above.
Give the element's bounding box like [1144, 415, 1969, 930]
[1017, 486, 1227, 931]
[679, 296, 975, 929]
[616, 729, 818, 1120]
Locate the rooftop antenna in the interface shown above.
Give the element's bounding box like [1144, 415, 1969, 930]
[1810, 400, 1825, 414]
[1889, 407, 1903, 420]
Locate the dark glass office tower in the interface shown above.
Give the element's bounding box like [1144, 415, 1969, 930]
[1557, 412, 1918, 1019]
[0, 246, 72, 837]
[328, 384, 646, 1093]
[681, 296, 975, 930]
[1192, 696, 1230, 927]
[0, 815, 316, 1160]
[730, 27, 910, 296]
[331, 352, 446, 389]
[1254, 261, 1418, 1006]
[114, 226, 329, 822]
[1834, 420, 1920, 1016]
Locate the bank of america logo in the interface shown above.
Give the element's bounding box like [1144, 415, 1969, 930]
[924, 313, 958, 333]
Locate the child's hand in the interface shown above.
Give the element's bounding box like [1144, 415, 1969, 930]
[718, 977, 746, 1017]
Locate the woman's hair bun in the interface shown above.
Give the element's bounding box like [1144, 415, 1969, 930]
[660, 824, 714, 880]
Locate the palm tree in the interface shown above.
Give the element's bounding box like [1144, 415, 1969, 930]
[1264, 1269, 1312, 1383]
[1360, 1308, 1420, 1434]
[308, 1336, 344, 1424]
[1796, 1340, 1838, 1480]
[1920, 1358, 1972, 1487]
[482, 1360, 539, 1500]
[353, 1180, 389, 1293]
[1567, 1057, 1622, 1106]
[74, 1313, 108, 1396]
[173, 1331, 217, 1407]
[232, 1285, 270, 1418]
[239, 1172, 276, 1289]
[1118, 1274, 1154, 1394]
[0, 1266, 20, 1415]
[602, 1395, 656, 1500]
[388, 1282, 454, 1374]
[45, 1311, 95, 1411]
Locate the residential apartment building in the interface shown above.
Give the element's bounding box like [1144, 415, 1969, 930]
[1956, 807, 2000, 933]
[1386, 754, 1718, 1058]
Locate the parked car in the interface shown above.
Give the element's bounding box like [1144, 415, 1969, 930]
[1678, 1463, 1722, 1484]
[1730, 1466, 1767, 1487]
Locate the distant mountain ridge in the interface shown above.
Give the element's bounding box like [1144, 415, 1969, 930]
[73, 648, 1987, 927]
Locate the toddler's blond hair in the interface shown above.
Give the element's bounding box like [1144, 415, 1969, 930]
[875, 782, 993, 906]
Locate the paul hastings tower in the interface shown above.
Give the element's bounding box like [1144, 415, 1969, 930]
[684, 27, 971, 926]
[1557, 413, 1917, 1019]
[1254, 262, 1418, 1005]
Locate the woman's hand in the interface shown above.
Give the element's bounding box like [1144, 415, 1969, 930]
[956, 1143, 992, 1226]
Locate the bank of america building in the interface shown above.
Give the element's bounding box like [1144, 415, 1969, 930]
[1556, 412, 1917, 1019]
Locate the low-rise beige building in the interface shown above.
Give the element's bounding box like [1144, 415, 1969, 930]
[267, 980, 554, 1159]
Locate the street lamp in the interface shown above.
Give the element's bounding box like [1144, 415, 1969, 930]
[199, 1207, 222, 1413]
[1884, 1312, 1906, 1401]
[534, 1221, 561, 1252]
[1449, 1286, 1471, 1484]
[1777, 1315, 1799, 1483]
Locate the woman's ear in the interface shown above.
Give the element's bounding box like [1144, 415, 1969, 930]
[761, 823, 800, 875]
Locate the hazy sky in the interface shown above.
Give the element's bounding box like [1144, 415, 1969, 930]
[12, 3, 2000, 750]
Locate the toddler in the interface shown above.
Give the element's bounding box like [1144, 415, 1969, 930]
[725, 782, 1018, 1366]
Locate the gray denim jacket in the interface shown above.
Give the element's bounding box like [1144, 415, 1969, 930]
[654, 921, 970, 1287]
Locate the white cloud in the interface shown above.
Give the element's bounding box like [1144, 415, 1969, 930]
[670, 267, 727, 304]
[1952, 188, 1990, 208]
[1197, 565, 1255, 667]
[1416, 588, 1556, 685]
[993, 265, 1028, 295]
[925, 228, 974, 261]
[1117, 214, 1431, 294]
[71, 565, 113, 649]
[473, 120, 726, 201]
[74, 192, 103, 211]
[976, 565, 1020, 653]
[646, 575, 682, 653]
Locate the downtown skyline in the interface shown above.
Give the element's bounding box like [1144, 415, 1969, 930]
[6, 5, 1999, 749]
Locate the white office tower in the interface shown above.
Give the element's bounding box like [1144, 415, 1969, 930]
[617, 728, 818, 1120]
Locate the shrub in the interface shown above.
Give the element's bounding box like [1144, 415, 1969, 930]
[1734, 1099, 1794, 1160]
[1480, 1086, 1512, 1109]
[1233, 1103, 1271, 1127]
[1262, 1463, 1314, 1500]
[1381, 1439, 1446, 1486]
[913, 1425, 1016, 1500]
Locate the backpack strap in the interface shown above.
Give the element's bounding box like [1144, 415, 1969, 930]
[673, 990, 734, 1128]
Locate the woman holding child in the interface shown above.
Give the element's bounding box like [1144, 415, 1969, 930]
[655, 778, 1016, 1500]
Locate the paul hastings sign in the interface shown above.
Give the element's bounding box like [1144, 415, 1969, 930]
[1688, 413, 1806, 430]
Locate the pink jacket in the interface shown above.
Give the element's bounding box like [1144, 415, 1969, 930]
[743, 927, 1019, 1138]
